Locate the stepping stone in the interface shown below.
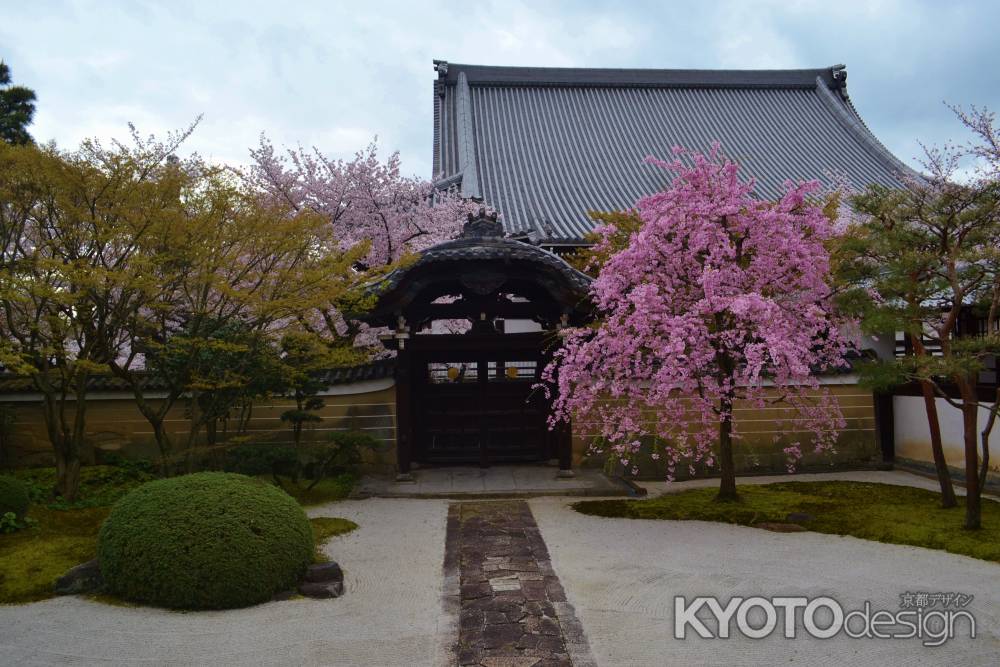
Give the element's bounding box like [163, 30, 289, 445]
[480, 658, 540, 667]
[489, 575, 522, 592]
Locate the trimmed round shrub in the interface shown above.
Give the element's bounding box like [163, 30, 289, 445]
[97, 472, 314, 610]
[0, 475, 30, 519]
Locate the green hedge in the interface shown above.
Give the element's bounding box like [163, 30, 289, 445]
[97, 472, 314, 609]
[0, 475, 29, 519]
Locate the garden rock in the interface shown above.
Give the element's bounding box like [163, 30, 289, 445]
[305, 561, 344, 583]
[756, 522, 807, 533]
[299, 581, 344, 599]
[55, 559, 104, 595]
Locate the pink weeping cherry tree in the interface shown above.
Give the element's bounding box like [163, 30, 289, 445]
[544, 146, 855, 501]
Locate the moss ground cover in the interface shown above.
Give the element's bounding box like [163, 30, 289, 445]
[575, 481, 1000, 563]
[310, 517, 358, 563]
[0, 505, 109, 604]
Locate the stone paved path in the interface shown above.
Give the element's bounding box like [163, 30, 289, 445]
[445, 500, 596, 667]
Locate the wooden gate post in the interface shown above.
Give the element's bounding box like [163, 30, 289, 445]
[394, 319, 415, 482]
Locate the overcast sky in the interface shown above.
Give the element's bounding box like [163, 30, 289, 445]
[3, 0, 999, 179]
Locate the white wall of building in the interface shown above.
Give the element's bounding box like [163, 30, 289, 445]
[863, 333, 896, 361]
[894, 395, 1000, 475]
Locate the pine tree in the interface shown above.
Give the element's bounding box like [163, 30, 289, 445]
[0, 61, 36, 145]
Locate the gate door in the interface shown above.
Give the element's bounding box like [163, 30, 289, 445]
[415, 351, 549, 465]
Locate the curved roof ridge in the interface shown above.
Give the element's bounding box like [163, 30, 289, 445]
[437, 62, 842, 89]
[812, 76, 920, 181]
[368, 235, 592, 297]
[454, 71, 481, 198]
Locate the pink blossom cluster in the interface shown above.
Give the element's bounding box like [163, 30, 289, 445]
[248, 137, 475, 268]
[544, 146, 855, 479]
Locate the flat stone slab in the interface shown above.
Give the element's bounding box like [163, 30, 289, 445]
[356, 466, 629, 499]
[489, 576, 522, 592]
[445, 500, 596, 667]
[481, 657, 541, 667]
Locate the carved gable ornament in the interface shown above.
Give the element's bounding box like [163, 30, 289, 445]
[462, 208, 504, 238]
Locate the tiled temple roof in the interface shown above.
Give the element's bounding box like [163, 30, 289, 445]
[432, 61, 916, 242]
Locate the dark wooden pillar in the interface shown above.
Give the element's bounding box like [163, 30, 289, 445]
[544, 324, 575, 478]
[874, 391, 895, 465]
[395, 345, 415, 481]
[477, 356, 489, 468]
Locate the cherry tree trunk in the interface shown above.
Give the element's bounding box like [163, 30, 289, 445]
[716, 411, 739, 502]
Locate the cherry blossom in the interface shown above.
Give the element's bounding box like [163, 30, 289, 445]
[248, 136, 475, 268]
[544, 146, 854, 498]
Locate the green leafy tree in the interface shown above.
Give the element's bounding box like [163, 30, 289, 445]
[99, 126, 374, 466]
[0, 134, 190, 499]
[0, 121, 374, 497]
[565, 210, 643, 276]
[0, 62, 36, 145]
[149, 319, 285, 456]
[834, 186, 961, 508]
[278, 331, 340, 448]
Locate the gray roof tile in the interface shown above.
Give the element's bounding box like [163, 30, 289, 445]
[432, 62, 916, 241]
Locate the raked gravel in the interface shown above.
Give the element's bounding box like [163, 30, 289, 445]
[1, 472, 997, 666]
[530, 472, 1000, 666]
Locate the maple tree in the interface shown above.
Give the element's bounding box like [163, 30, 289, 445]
[0, 131, 192, 499]
[545, 147, 853, 501]
[0, 125, 373, 497]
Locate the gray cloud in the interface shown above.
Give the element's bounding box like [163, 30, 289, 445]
[3, 0, 998, 177]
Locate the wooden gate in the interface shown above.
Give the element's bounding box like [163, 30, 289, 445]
[410, 333, 552, 465]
